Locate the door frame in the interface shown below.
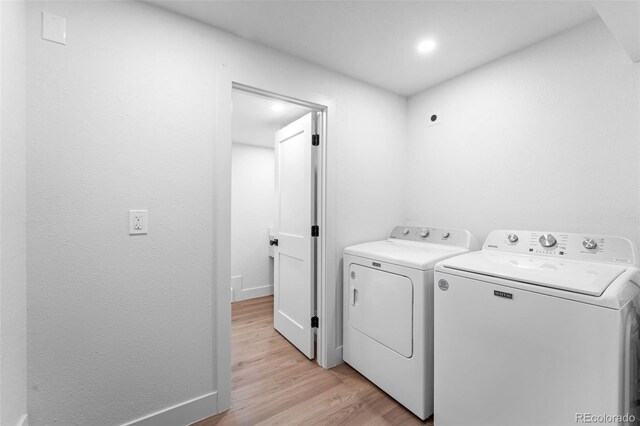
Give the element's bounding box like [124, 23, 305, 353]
[214, 68, 340, 412]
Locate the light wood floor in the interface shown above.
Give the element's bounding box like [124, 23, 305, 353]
[193, 296, 431, 426]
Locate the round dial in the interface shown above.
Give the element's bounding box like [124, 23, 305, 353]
[583, 238, 598, 250]
[538, 233, 557, 248]
[402, 228, 410, 236]
[442, 232, 450, 239]
[419, 229, 429, 238]
[507, 233, 519, 243]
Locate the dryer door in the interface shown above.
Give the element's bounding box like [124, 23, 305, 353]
[348, 264, 413, 357]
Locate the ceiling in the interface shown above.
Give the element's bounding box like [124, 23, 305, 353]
[232, 90, 309, 148]
[152, 1, 598, 96]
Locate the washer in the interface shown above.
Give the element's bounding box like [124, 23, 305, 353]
[434, 230, 640, 426]
[343, 225, 478, 420]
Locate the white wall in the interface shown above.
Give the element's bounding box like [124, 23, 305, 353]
[1, 1, 28, 425]
[26, 3, 216, 425]
[231, 143, 275, 301]
[406, 18, 640, 246]
[25, 1, 407, 425]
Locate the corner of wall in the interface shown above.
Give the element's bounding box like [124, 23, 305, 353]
[1, 0, 28, 425]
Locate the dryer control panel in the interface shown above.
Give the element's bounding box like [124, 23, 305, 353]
[484, 230, 638, 265]
[389, 226, 477, 249]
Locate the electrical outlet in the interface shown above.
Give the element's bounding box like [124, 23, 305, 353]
[129, 210, 148, 235]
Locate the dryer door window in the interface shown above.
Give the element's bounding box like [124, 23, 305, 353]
[348, 264, 413, 358]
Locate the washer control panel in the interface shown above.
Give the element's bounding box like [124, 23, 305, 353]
[389, 226, 474, 248]
[484, 230, 638, 265]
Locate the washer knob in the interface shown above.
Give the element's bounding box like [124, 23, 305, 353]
[539, 233, 557, 248]
[583, 238, 598, 250]
[419, 229, 429, 238]
[442, 232, 450, 239]
[507, 233, 519, 243]
[402, 228, 410, 236]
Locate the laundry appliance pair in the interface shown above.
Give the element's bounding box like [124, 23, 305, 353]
[343, 226, 640, 425]
[343, 225, 477, 419]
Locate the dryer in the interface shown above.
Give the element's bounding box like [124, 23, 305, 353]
[343, 225, 478, 420]
[434, 230, 640, 426]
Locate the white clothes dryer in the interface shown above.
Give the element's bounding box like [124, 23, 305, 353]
[434, 230, 640, 426]
[343, 226, 478, 420]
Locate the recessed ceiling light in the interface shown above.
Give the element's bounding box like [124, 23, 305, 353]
[271, 103, 284, 112]
[417, 39, 437, 54]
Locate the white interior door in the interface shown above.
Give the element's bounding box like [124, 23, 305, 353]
[274, 112, 316, 359]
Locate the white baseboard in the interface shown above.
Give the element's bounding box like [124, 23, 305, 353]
[231, 276, 242, 302]
[323, 345, 343, 369]
[235, 285, 273, 302]
[121, 392, 217, 426]
[231, 275, 273, 302]
[17, 414, 28, 426]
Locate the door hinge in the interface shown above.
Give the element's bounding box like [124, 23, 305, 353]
[311, 225, 319, 237]
[311, 316, 319, 328]
[312, 134, 320, 146]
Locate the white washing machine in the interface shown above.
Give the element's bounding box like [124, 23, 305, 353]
[343, 225, 478, 420]
[434, 230, 640, 426]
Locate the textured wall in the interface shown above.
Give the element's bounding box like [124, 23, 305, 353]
[26, 2, 216, 425]
[231, 143, 275, 300]
[406, 19, 640, 246]
[1, 1, 28, 425]
[25, 1, 407, 424]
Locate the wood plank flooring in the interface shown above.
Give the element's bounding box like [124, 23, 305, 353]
[193, 296, 431, 426]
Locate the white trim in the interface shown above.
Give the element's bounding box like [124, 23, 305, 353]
[214, 65, 233, 412]
[17, 414, 29, 426]
[316, 99, 341, 368]
[231, 275, 274, 302]
[121, 392, 217, 426]
[234, 285, 273, 301]
[231, 276, 274, 302]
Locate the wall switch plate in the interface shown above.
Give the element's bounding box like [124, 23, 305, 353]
[129, 210, 148, 235]
[42, 12, 67, 45]
[427, 111, 442, 127]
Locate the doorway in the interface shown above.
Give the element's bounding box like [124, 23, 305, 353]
[230, 85, 324, 360]
[214, 78, 338, 412]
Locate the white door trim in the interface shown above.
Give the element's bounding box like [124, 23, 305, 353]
[214, 65, 233, 412]
[214, 68, 340, 413]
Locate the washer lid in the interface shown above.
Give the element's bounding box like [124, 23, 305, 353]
[441, 251, 627, 297]
[344, 240, 468, 270]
